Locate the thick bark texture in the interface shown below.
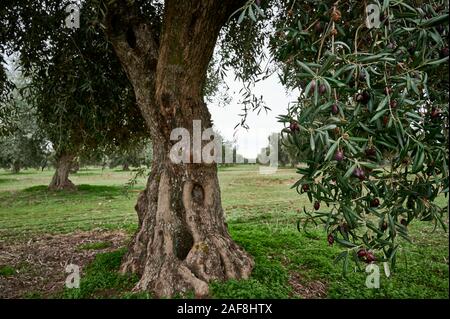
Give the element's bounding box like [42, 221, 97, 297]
[49, 153, 76, 191]
[106, 0, 252, 297]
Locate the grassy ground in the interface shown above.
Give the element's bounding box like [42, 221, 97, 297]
[0, 166, 448, 299]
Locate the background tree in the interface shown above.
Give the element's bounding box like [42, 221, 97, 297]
[107, 139, 152, 171]
[0, 61, 48, 173]
[1, 1, 149, 190]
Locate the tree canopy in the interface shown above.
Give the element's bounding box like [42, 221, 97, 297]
[1, 0, 148, 159]
[270, 0, 448, 268]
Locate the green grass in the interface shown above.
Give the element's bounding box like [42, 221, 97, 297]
[61, 248, 140, 299]
[0, 265, 16, 277]
[0, 166, 448, 298]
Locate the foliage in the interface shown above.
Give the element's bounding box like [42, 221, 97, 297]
[0, 0, 148, 159]
[107, 139, 152, 170]
[268, 0, 449, 269]
[0, 67, 48, 172]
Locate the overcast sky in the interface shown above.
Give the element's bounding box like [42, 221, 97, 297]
[208, 71, 298, 159]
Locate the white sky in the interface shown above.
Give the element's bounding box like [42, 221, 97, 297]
[208, 71, 297, 159]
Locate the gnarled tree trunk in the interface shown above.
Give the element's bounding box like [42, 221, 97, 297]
[105, 0, 253, 297]
[49, 153, 76, 191]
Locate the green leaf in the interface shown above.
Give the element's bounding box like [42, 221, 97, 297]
[370, 109, 388, 123]
[375, 95, 389, 112]
[420, 14, 449, 28]
[412, 146, 425, 172]
[310, 132, 315, 152]
[325, 141, 339, 161]
[426, 56, 449, 66]
[319, 54, 337, 75]
[237, 8, 247, 24]
[296, 61, 316, 76]
[344, 163, 357, 179]
[335, 237, 357, 248]
[248, 5, 256, 22]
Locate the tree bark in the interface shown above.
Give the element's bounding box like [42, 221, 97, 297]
[122, 162, 130, 171]
[105, 0, 253, 297]
[49, 153, 76, 191]
[12, 161, 21, 174]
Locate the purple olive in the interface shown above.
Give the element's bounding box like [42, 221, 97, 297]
[353, 167, 365, 180]
[319, 84, 327, 95]
[365, 252, 376, 263]
[308, 80, 316, 95]
[370, 198, 380, 208]
[334, 150, 344, 162]
[327, 234, 334, 245]
[289, 121, 300, 133]
[314, 201, 320, 210]
[331, 103, 339, 115]
[365, 147, 376, 158]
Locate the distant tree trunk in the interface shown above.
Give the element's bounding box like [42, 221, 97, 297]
[49, 153, 76, 191]
[41, 159, 47, 171]
[106, 0, 253, 297]
[122, 162, 130, 171]
[12, 161, 21, 174]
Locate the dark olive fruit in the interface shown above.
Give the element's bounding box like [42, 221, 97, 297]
[400, 218, 408, 226]
[383, 115, 389, 126]
[440, 47, 449, 58]
[431, 108, 441, 119]
[334, 149, 344, 162]
[390, 100, 398, 109]
[314, 21, 323, 34]
[314, 201, 320, 210]
[365, 147, 376, 158]
[357, 249, 367, 258]
[407, 198, 415, 209]
[353, 167, 365, 180]
[327, 233, 334, 245]
[331, 103, 339, 115]
[319, 84, 327, 95]
[436, 25, 444, 34]
[381, 221, 388, 231]
[289, 121, 300, 133]
[370, 198, 380, 208]
[365, 252, 376, 263]
[408, 44, 416, 56]
[308, 80, 316, 95]
[302, 184, 310, 192]
[255, 0, 261, 5]
[355, 90, 370, 104]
